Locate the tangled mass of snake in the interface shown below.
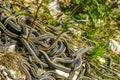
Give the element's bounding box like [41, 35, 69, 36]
[0, 2, 120, 80]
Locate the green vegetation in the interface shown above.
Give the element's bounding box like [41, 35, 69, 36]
[56, 0, 119, 61]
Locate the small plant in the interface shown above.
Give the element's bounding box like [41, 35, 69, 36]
[90, 42, 108, 60]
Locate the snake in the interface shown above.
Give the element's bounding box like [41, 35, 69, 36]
[76, 64, 86, 80]
[19, 38, 48, 67]
[37, 31, 65, 51]
[0, 21, 19, 38]
[4, 16, 22, 33]
[20, 61, 32, 80]
[54, 41, 66, 56]
[38, 50, 71, 73]
[53, 57, 73, 64]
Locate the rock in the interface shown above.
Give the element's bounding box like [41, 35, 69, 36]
[48, 0, 63, 19]
[109, 39, 120, 54]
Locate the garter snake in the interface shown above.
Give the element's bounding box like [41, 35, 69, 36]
[38, 31, 65, 51]
[53, 57, 73, 64]
[20, 61, 32, 80]
[4, 16, 22, 33]
[39, 50, 71, 73]
[19, 38, 48, 67]
[0, 21, 19, 38]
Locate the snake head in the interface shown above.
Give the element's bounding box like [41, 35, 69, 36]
[74, 57, 82, 70]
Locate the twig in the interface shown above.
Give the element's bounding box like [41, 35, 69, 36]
[27, 0, 44, 40]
